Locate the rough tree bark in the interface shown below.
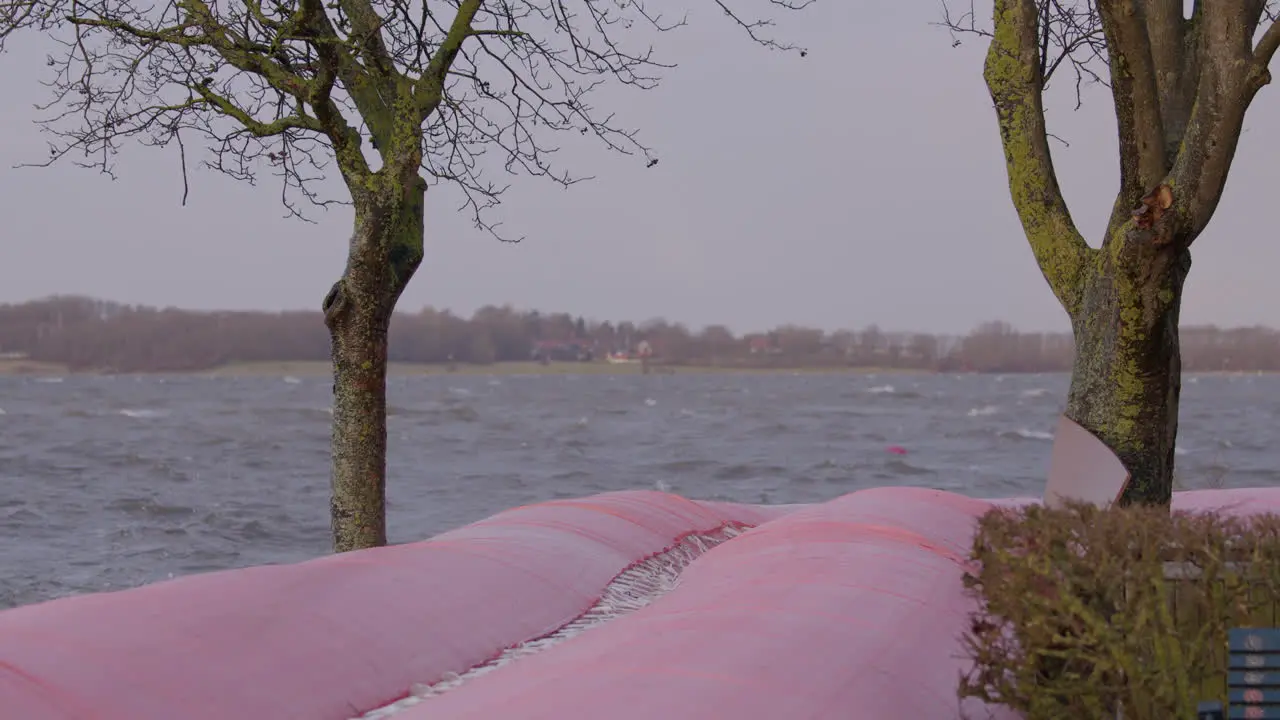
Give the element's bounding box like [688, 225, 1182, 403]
[983, 0, 1279, 505]
[323, 169, 425, 551]
[312, 0, 460, 552]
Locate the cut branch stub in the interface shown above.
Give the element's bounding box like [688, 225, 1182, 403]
[1132, 183, 1174, 243]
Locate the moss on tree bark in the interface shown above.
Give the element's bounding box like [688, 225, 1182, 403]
[979, 0, 1278, 506]
[323, 171, 425, 552]
[1065, 249, 1189, 506]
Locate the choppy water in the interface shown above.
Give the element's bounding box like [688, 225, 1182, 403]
[1, 371, 1276, 609]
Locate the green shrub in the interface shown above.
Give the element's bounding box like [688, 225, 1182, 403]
[958, 502, 1280, 720]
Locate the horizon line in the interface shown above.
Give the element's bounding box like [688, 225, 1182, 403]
[4, 293, 1278, 337]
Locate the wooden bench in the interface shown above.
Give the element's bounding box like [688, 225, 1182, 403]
[1199, 628, 1280, 719]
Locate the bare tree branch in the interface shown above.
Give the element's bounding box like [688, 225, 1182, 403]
[1256, 14, 1280, 69]
[1166, 1, 1275, 242]
[1, 0, 812, 233]
[713, 0, 815, 53]
[940, 0, 1108, 110]
[942, 0, 1279, 255]
[1142, 0, 1195, 166]
[1097, 0, 1166, 204]
[980, 0, 1094, 315]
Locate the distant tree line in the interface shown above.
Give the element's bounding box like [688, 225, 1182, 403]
[0, 296, 1277, 373]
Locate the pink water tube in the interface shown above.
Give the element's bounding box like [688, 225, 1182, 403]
[4, 483, 1280, 720]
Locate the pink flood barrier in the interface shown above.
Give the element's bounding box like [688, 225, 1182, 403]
[3, 487, 1280, 720]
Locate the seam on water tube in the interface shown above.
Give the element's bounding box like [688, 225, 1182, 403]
[846, 523, 970, 566]
[352, 523, 751, 720]
[739, 519, 971, 567]
[0, 659, 100, 719]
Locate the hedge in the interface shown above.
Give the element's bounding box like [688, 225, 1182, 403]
[959, 502, 1280, 719]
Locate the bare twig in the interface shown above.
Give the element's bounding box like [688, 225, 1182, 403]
[1, 0, 813, 232]
[939, 0, 1108, 110]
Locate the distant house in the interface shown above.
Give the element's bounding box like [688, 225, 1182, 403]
[747, 335, 782, 355]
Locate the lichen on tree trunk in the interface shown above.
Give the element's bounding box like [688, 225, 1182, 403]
[1065, 249, 1190, 506]
[979, 0, 1276, 507]
[323, 172, 425, 552]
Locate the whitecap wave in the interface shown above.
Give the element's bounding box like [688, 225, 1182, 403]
[1013, 428, 1053, 441]
[118, 408, 170, 419]
[967, 405, 999, 417]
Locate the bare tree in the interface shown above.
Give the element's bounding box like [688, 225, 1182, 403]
[943, 1, 1280, 506]
[0, 0, 814, 550]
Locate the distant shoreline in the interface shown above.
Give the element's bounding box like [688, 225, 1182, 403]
[0, 359, 931, 378]
[1, 358, 1274, 378]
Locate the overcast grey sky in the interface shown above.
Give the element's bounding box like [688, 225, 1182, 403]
[1, 2, 1276, 335]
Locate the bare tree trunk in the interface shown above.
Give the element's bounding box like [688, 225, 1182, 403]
[1065, 250, 1190, 506]
[322, 174, 425, 552]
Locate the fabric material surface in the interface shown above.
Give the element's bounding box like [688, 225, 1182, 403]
[3, 487, 1275, 720]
